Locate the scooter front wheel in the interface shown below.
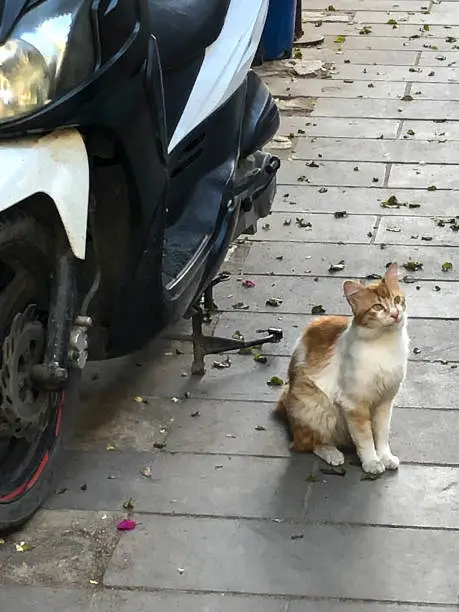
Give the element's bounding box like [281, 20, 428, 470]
[0, 212, 80, 533]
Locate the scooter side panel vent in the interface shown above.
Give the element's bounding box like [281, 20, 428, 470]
[171, 132, 206, 178]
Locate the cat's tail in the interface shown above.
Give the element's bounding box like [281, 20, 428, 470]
[273, 385, 289, 423]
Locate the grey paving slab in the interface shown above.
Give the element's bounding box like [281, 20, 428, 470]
[266, 77, 405, 100]
[419, 51, 459, 66]
[306, 0, 427, 11]
[290, 49, 419, 66]
[401, 119, 459, 140]
[329, 63, 459, 82]
[0, 586, 287, 612]
[313, 98, 459, 120]
[294, 137, 459, 163]
[213, 275, 459, 319]
[327, 35, 453, 51]
[377, 215, 459, 246]
[354, 11, 431, 25]
[393, 408, 459, 465]
[238, 241, 459, 281]
[214, 311, 459, 362]
[132, 350, 459, 410]
[305, 464, 459, 528]
[389, 163, 459, 188]
[301, 22, 432, 37]
[288, 602, 454, 612]
[166, 399, 291, 457]
[0, 510, 121, 586]
[412, 81, 459, 100]
[104, 514, 459, 604]
[250, 212, 376, 243]
[278, 160, 386, 186]
[47, 451, 312, 519]
[279, 117, 400, 139]
[273, 186, 459, 216]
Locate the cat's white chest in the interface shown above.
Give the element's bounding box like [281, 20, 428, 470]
[346, 327, 409, 400]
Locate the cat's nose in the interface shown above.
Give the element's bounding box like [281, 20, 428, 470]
[391, 311, 400, 321]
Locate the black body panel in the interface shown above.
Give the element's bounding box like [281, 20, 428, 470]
[0, 0, 280, 360]
[148, 0, 230, 70]
[0, 0, 28, 42]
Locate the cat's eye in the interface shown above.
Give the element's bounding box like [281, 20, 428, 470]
[394, 295, 401, 304]
[373, 304, 384, 311]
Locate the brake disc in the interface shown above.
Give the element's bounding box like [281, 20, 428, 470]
[0, 305, 48, 441]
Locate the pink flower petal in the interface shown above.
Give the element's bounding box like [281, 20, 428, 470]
[117, 519, 136, 531]
[242, 279, 256, 288]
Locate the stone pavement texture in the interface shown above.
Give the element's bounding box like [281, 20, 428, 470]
[2, 2, 459, 611]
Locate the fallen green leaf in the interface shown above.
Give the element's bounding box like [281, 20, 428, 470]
[423, 24, 430, 31]
[381, 195, 401, 208]
[334, 35, 346, 44]
[15, 541, 34, 552]
[442, 261, 453, 272]
[427, 185, 437, 191]
[359, 26, 372, 35]
[123, 497, 135, 511]
[293, 48, 302, 59]
[267, 375, 284, 386]
[401, 94, 413, 101]
[386, 18, 398, 25]
[406, 129, 415, 136]
[403, 261, 423, 272]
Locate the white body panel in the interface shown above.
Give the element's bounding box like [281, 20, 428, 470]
[168, 0, 269, 153]
[0, 129, 89, 259]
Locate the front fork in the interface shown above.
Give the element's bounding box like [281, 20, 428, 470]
[31, 249, 91, 391]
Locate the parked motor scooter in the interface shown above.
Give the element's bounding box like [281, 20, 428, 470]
[0, 0, 282, 531]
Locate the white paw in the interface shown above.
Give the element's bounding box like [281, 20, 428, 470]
[361, 458, 385, 475]
[378, 452, 400, 470]
[314, 446, 345, 466]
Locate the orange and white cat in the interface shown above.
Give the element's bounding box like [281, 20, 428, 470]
[275, 263, 408, 474]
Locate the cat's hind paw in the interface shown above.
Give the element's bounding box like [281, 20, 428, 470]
[314, 445, 345, 466]
[378, 451, 400, 470]
[361, 458, 385, 474]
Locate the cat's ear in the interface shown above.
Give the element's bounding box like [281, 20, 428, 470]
[343, 280, 365, 305]
[384, 262, 400, 286]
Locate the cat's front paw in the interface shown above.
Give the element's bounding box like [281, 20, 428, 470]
[378, 451, 400, 470]
[361, 458, 385, 475]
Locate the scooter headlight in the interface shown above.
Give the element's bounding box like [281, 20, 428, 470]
[0, 39, 52, 119]
[0, 3, 92, 123]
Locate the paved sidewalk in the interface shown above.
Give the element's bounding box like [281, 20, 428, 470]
[2, 2, 459, 610]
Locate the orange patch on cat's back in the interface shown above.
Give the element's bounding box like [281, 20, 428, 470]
[302, 315, 350, 373]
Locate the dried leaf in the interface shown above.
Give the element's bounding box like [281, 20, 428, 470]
[232, 330, 245, 341]
[290, 533, 304, 540]
[232, 302, 250, 310]
[255, 425, 266, 431]
[117, 519, 136, 531]
[386, 226, 401, 232]
[140, 466, 153, 478]
[212, 356, 232, 369]
[296, 217, 312, 228]
[283, 218, 292, 226]
[361, 473, 382, 481]
[413, 347, 422, 355]
[266, 297, 283, 307]
[427, 185, 437, 191]
[334, 210, 348, 219]
[320, 466, 346, 476]
[381, 195, 401, 208]
[328, 260, 345, 273]
[306, 160, 320, 168]
[406, 129, 415, 136]
[318, 187, 328, 193]
[442, 261, 453, 272]
[359, 26, 372, 35]
[306, 473, 318, 482]
[190, 410, 200, 417]
[262, 223, 271, 231]
[311, 305, 326, 315]
[401, 94, 413, 101]
[267, 375, 284, 386]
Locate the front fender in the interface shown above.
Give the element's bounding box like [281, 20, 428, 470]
[0, 129, 89, 259]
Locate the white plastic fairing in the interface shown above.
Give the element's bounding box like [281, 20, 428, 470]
[0, 129, 89, 259]
[168, 0, 269, 153]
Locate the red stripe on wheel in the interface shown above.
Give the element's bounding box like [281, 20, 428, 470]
[55, 393, 65, 436]
[25, 451, 49, 491]
[0, 483, 27, 502]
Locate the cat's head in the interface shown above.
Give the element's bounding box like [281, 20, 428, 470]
[343, 263, 406, 331]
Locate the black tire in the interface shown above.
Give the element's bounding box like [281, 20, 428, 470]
[0, 212, 80, 533]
